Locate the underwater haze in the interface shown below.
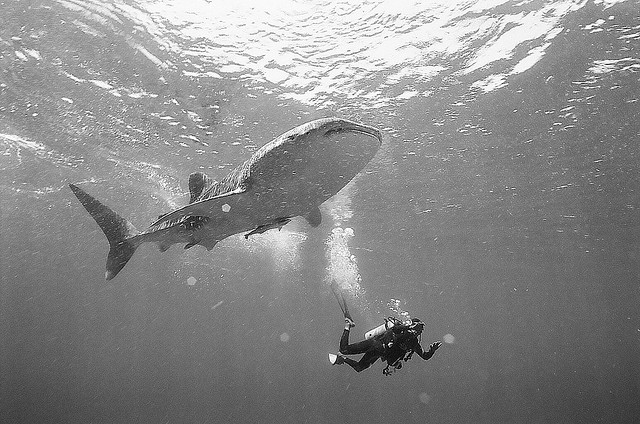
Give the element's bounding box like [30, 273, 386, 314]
[1, 0, 639, 423]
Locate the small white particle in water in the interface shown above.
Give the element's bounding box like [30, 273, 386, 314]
[280, 333, 290, 342]
[419, 392, 431, 404]
[222, 203, 231, 212]
[187, 276, 196, 286]
[443, 333, 455, 344]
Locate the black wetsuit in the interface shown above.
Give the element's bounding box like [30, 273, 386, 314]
[339, 324, 438, 373]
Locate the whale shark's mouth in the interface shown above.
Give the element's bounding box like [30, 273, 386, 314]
[350, 128, 382, 143]
[324, 126, 382, 144]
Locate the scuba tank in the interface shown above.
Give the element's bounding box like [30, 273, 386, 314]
[364, 317, 402, 339]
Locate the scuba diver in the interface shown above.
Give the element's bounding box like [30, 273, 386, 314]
[328, 282, 441, 375]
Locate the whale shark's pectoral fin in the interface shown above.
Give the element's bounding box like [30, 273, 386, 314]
[304, 207, 322, 227]
[200, 238, 220, 251]
[244, 217, 292, 239]
[188, 172, 216, 204]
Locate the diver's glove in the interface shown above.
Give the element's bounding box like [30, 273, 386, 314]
[429, 342, 442, 353]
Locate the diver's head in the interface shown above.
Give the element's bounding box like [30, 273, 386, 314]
[409, 318, 424, 334]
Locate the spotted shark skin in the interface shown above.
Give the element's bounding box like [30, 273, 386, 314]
[69, 117, 382, 280]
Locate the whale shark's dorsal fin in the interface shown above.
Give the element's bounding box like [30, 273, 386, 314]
[188, 172, 216, 204]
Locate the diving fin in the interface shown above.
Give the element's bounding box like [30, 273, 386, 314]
[331, 279, 353, 322]
[328, 353, 345, 365]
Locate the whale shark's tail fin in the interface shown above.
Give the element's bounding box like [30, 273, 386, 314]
[69, 184, 140, 280]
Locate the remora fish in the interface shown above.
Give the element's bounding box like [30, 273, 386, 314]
[70, 117, 382, 280]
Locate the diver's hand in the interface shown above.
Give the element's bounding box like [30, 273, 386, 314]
[429, 342, 442, 352]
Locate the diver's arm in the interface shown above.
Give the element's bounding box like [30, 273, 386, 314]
[416, 341, 442, 360]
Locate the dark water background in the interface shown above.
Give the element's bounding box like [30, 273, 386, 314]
[1, 0, 639, 423]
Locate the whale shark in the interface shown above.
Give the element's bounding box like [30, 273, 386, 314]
[69, 117, 382, 280]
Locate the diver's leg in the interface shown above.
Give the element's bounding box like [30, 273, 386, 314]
[339, 328, 351, 352]
[339, 323, 349, 351]
[342, 351, 379, 372]
[339, 317, 356, 352]
[340, 329, 375, 355]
